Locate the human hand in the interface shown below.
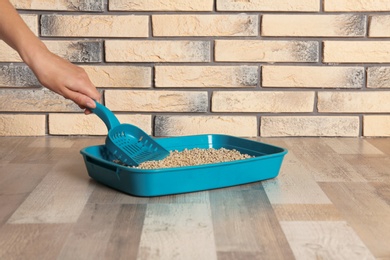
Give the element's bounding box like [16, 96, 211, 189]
[0, 0, 101, 114]
[27, 46, 101, 114]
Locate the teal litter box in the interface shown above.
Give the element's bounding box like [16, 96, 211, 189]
[80, 134, 287, 197]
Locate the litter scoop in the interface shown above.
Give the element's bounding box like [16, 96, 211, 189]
[91, 101, 170, 166]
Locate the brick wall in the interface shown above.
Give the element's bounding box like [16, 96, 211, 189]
[1, 0, 390, 137]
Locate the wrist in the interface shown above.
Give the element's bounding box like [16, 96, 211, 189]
[18, 38, 49, 68]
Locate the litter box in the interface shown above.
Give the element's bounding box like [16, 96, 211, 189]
[80, 134, 287, 197]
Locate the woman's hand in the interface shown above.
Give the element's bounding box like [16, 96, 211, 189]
[0, 0, 101, 114]
[27, 45, 101, 114]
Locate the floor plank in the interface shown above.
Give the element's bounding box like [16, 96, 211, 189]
[8, 159, 95, 224]
[0, 137, 33, 163]
[366, 138, 390, 156]
[272, 204, 343, 221]
[210, 183, 295, 259]
[320, 182, 390, 258]
[0, 163, 54, 225]
[263, 152, 332, 204]
[0, 223, 73, 260]
[58, 203, 146, 260]
[58, 203, 121, 259]
[281, 221, 375, 260]
[344, 155, 390, 182]
[323, 138, 384, 155]
[104, 204, 147, 260]
[370, 182, 390, 206]
[137, 203, 217, 260]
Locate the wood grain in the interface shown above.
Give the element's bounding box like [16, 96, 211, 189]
[320, 182, 390, 258]
[322, 138, 384, 155]
[280, 221, 375, 259]
[210, 184, 295, 259]
[1, 136, 389, 259]
[367, 138, 390, 155]
[8, 159, 95, 224]
[263, 151, 332, 204]
[344, 155, 390, 182]
[0, 163, 53, 225]
[0, 223, 73, 259]
[104, 204, 146, 260]
[137, 203, 217, 260]
[58, 203, 122, 259]
[58, 203, 146, 260]
[272, 204, 343, 221]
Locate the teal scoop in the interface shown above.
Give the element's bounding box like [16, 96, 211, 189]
[91, 101, 169, 166]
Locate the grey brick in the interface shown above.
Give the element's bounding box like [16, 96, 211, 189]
[367, 67, 390, 88]
[0, 65, 40, 87]
[77, 0, 104, 11]
[341, 14, 366, 36]
[67, 41, 103, 63]
[292, 41, 319, 63]
[0, 89, 80, 112]
[155, 115, 257, 136]
[40, 15, 58, 36]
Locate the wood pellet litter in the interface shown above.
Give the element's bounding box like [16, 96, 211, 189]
[114, 148, 253, 169]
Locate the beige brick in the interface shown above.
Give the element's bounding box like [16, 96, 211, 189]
[324, 0, 390, 12]
[324, 41, 390, 63]
[109, 0, 213, 11]
[318, 92, 390, 113]
[217, 0, 319, 11]
[369, 15, 390, 37]
[215, 40, 318, 62]
[0, 114, 45, 136]
[49, 113, 151, 135]
[262, 66, 364, 88]
[262, 14, 366, 37]
[0, 42, 21, 62]
[363, 115, 390, 137]
[11, 0, 103, 11]
[367, 67, 390, 88]
[41, 15, 148, 37]
[105, 90, 208, 112]
[81, 66, 151, 88]
[21, 14, 38, 35]
[155, 116, 257, 137]
[155, 66, 258, 88]
[105, 40, 210, 62]
[261, 116, 359, 137]
[153, 15, 258, 37]
[0, 89, 80, 112]
[212, 91, 314, 112]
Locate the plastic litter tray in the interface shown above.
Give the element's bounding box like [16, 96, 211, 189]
[80, 134, 287, 197]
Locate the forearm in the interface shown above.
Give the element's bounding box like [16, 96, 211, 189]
[0, 0, 101, 111]
[0, 0, 47, 66]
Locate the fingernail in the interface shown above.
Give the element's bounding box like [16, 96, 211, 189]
[86, 101, 95, 108]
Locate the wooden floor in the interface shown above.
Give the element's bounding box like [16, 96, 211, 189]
[0, 136, 389, 260]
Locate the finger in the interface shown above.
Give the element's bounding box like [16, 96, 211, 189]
[80, 85, 101, 103]
[62, 88, 96, 110]
[84, 108, 93, 115]
[71, 73, 101, 102]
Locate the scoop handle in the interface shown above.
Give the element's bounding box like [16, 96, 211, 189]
[91, 101, 120, 131]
